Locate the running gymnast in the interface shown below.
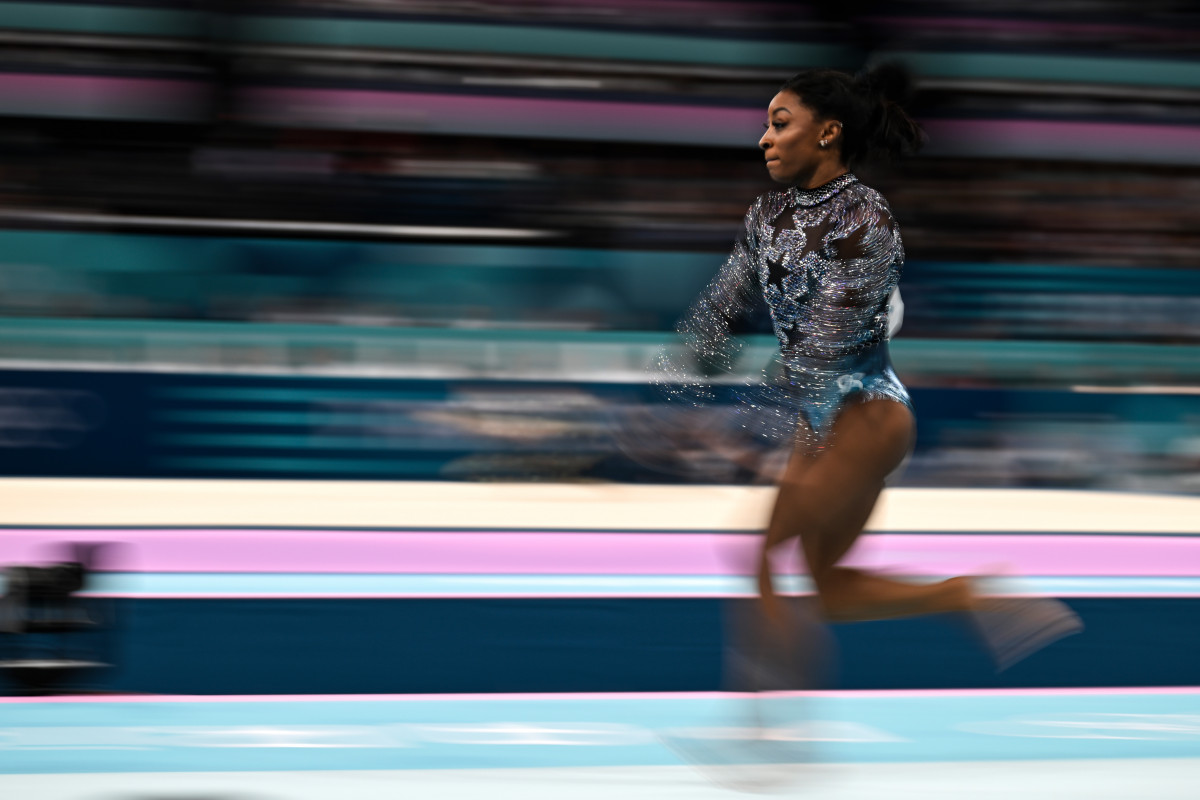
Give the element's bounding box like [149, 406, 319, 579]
[656, 64, 1081, 675]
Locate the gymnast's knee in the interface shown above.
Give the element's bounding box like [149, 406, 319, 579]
[810, 567, 866, 622]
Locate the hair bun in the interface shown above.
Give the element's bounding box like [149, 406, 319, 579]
[855, 62, 916, 106]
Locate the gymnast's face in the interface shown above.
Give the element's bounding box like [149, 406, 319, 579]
[759, 91, 840, 186]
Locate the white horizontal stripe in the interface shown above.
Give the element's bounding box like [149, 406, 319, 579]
[67, 573, 1200, 599]
[2, 760, 1199, 799]
[0, 210, 557, 240]
[0, 480, 1198, 534]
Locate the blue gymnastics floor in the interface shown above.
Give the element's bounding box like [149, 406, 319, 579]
[0, 689, 1197, 799]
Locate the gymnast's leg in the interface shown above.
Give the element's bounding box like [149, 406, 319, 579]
[758, 397, 973, 623]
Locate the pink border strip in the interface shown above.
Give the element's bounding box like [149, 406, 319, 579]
[923, 119, 1200, 163]
[239, 87, 1200, 159]
[0, 73, 208, 119]
[73, 591, 1200, 600]
[79, 592, 768, 600]
[2, 687, 1197, 704]
[4, 529, 1200, 577]
[242, 88, 762, 146]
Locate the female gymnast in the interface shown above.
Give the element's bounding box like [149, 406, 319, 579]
[661, 65, 1081, 677]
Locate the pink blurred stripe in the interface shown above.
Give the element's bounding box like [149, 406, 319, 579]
[71, 592, 1200, 600]
[546, 1, 795, 12]
[871, 16, 1177, 38]
[2, 529, 1200, 577]
[241, 87, 763, 145]
[241, 88, 1200, 159]
[845, 533, 1200, 578]
[0, 529, 747, 575]
[0, 73, 207, 118]
[924, 119, 1200, 161]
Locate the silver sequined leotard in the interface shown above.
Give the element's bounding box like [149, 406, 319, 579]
[659, 172, 913, 449]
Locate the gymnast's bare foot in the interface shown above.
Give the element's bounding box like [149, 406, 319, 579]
[963, 579, 1083, 671]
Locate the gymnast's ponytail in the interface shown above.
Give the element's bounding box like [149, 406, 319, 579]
[853, 62, 925, 163]
[779, 62, 925, 167]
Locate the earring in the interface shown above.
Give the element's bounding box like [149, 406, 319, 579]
[819, 140, 828, 148]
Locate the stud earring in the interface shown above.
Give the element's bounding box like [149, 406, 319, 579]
[818, 140, 828, 148]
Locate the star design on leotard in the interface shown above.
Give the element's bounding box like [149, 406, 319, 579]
[759, 223, 811, 344]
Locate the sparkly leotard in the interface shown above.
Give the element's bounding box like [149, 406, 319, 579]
[659, 172, 912, 449]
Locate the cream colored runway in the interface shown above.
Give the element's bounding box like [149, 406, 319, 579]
[1, 479, 1198, 533]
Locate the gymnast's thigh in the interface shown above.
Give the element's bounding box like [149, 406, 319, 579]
[824, 395, 915, 483]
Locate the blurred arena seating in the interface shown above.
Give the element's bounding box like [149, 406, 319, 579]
[0, 0, 1198, 490]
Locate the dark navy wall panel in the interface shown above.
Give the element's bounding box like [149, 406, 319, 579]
[4, 598, 1197, 695]
[2, 368, 1199, 484]
[0, 370, 152, 476]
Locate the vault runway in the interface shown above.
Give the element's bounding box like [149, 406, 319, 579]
[1, 689, 1198, 799]
[2, 481, 1198, 795]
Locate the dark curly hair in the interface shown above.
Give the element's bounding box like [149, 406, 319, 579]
[778, 63, 925, 167]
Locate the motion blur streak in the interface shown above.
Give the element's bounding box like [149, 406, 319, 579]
[0, 3, 1198, 483]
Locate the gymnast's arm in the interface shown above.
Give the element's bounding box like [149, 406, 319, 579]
[813, 198, 905, 356]
[673, 200, 763, 376]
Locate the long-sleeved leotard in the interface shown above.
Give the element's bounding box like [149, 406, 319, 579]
[659, 171, 912, 449]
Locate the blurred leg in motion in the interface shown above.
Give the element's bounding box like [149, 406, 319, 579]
[760, 398, 970, 624]
[673, 398, 1081, 792]
[758, 397, 1080, 670]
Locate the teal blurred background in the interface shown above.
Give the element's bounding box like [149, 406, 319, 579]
[1, 0, 1199, 490]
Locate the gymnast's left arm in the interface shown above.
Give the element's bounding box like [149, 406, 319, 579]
[820, 198, 905, 353]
